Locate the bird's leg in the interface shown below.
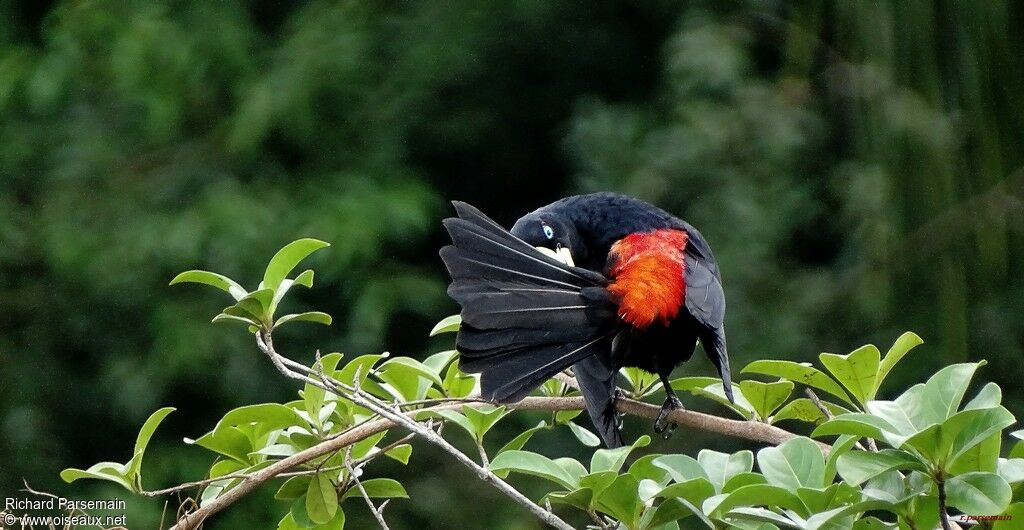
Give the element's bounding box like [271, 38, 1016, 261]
[653, 373, 684, 438]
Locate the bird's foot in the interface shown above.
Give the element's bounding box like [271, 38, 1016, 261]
[653, 395, 684, 439]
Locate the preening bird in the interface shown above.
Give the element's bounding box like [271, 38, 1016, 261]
[439, 192, 732, 448]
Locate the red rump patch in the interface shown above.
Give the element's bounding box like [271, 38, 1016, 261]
[607, 229, 688, 328]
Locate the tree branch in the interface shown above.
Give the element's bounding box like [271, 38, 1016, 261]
[167, 332, 818, 530]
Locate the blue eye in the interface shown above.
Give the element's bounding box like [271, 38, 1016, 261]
[542, 225, 554, 240]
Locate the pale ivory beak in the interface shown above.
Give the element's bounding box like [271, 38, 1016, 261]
[535, 246, 575, 267]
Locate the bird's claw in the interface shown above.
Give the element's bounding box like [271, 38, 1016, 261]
[653, 395, 684, 438]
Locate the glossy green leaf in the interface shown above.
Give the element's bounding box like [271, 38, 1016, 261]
[489, 450, 582, 489]
[385, 444, 413, 465]
[306, 472, 339, 524]
[628, 454, 672, 485]
[652, 454, 710, 484]
[276, 476, 312, 501]
[739, 380, 794, 420]
[212, 313, 259, 326]
[819, 344, 880, 404]
[698, 449, 753, 492]
[461, 405, 508, 442]
[566, 421, 600, 447]
[691, 383, 754, 419]
[723, 472, 767, 493]
[836, 449, 926, 486]
[757, 436, 825, 489]
[342, 478, 408, 500]
[274, 311, 332, 330]
[170, 270, 247, 300]
[303, 353, 344, 424]
[742, 360, 855, 407]
[876, 332, 923, 391]
[590, 435, 650, 473]
[214, 403, 307, 440]
[429, 314, 462, 336]
[593, 473, 644, 528]
[771, 398, 827, 424]
[945, 472, 1011, 516]
[264, 239, 330, 291]
[707, 483, 807, 518]
[655, 477, 717, 505]
[59, 462, 134, 492]
[127, 406, 176, 486]
[812, 413, 896, 441]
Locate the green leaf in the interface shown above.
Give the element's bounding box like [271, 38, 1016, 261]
[566, 421, 600, 447]
[187, 426, 253, 464]
[998, 458, 1024, 484]
[691, 383, 753, 419]
[723, 472, 767, 493]
[377, 357, 443, 401]
[698, 450, 753, 492]
[943, 406, 1015, 467]
[653, 454, 710, 484]
[771, 398, 827, 424]
[342, 478, 408, 500]
[739, 380, 794, 420]
[274, 311, 332, 330]
[462, 405, 508, 442]
[212, 313, 259, 326]
[812, 413, 896, 441]
[127, 406, 176, 487]
[628, 454, 671, 485]
[742, 360, 855, 407]
[214, 403, 307, 440]
[945, 472, 1011, 516]
[423, 349, 459, 375]
[304, 353, 344, 424]
[921, 362, 987, 423]
[169, 270, 247, 300]
[593, 473, 644, 527]
[708, 483, 807, 518]
[385, 444, 413, 465]
[876, 332, 923, 391]
[276, 476, 311, 501]
[819, 344, 880, 405]
[429, 314, 462, 336]
[489, 450, 582, 489]
[756, 436, 825, 489]
[306, 472, 339, 524]
[824, 435, 859, 484]
[264, 239, 330, 291]
[293, 269, 315, 288]
[655, 477, 717, 505]
[60, 462, 134, 492]
[836, 449, 926, 486]
[590, 435, 650, 473]
[496, 421, 547, 457]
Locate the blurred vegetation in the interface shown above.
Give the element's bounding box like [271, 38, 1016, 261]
[0, 1, 1021, 528]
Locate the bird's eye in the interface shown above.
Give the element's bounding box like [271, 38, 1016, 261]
[542, 224, 555, 240]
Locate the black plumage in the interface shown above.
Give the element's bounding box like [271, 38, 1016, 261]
[440, 193, 731, 448]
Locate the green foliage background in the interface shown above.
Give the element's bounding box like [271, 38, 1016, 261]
[1, 1, 1022, 528]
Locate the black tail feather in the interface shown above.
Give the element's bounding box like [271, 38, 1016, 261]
[701, 329, 733, 403]
[440, 202, 622, 445]
[573, 355, 623, 448]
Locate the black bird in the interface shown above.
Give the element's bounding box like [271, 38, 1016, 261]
[439, 192, 732, 448]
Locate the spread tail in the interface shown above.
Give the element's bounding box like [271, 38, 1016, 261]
[440, 201, 622, 446]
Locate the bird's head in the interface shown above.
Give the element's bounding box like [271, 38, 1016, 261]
[511, 212, 586, 267]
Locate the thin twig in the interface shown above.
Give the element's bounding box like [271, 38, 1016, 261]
[346, 459, 391, 530]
